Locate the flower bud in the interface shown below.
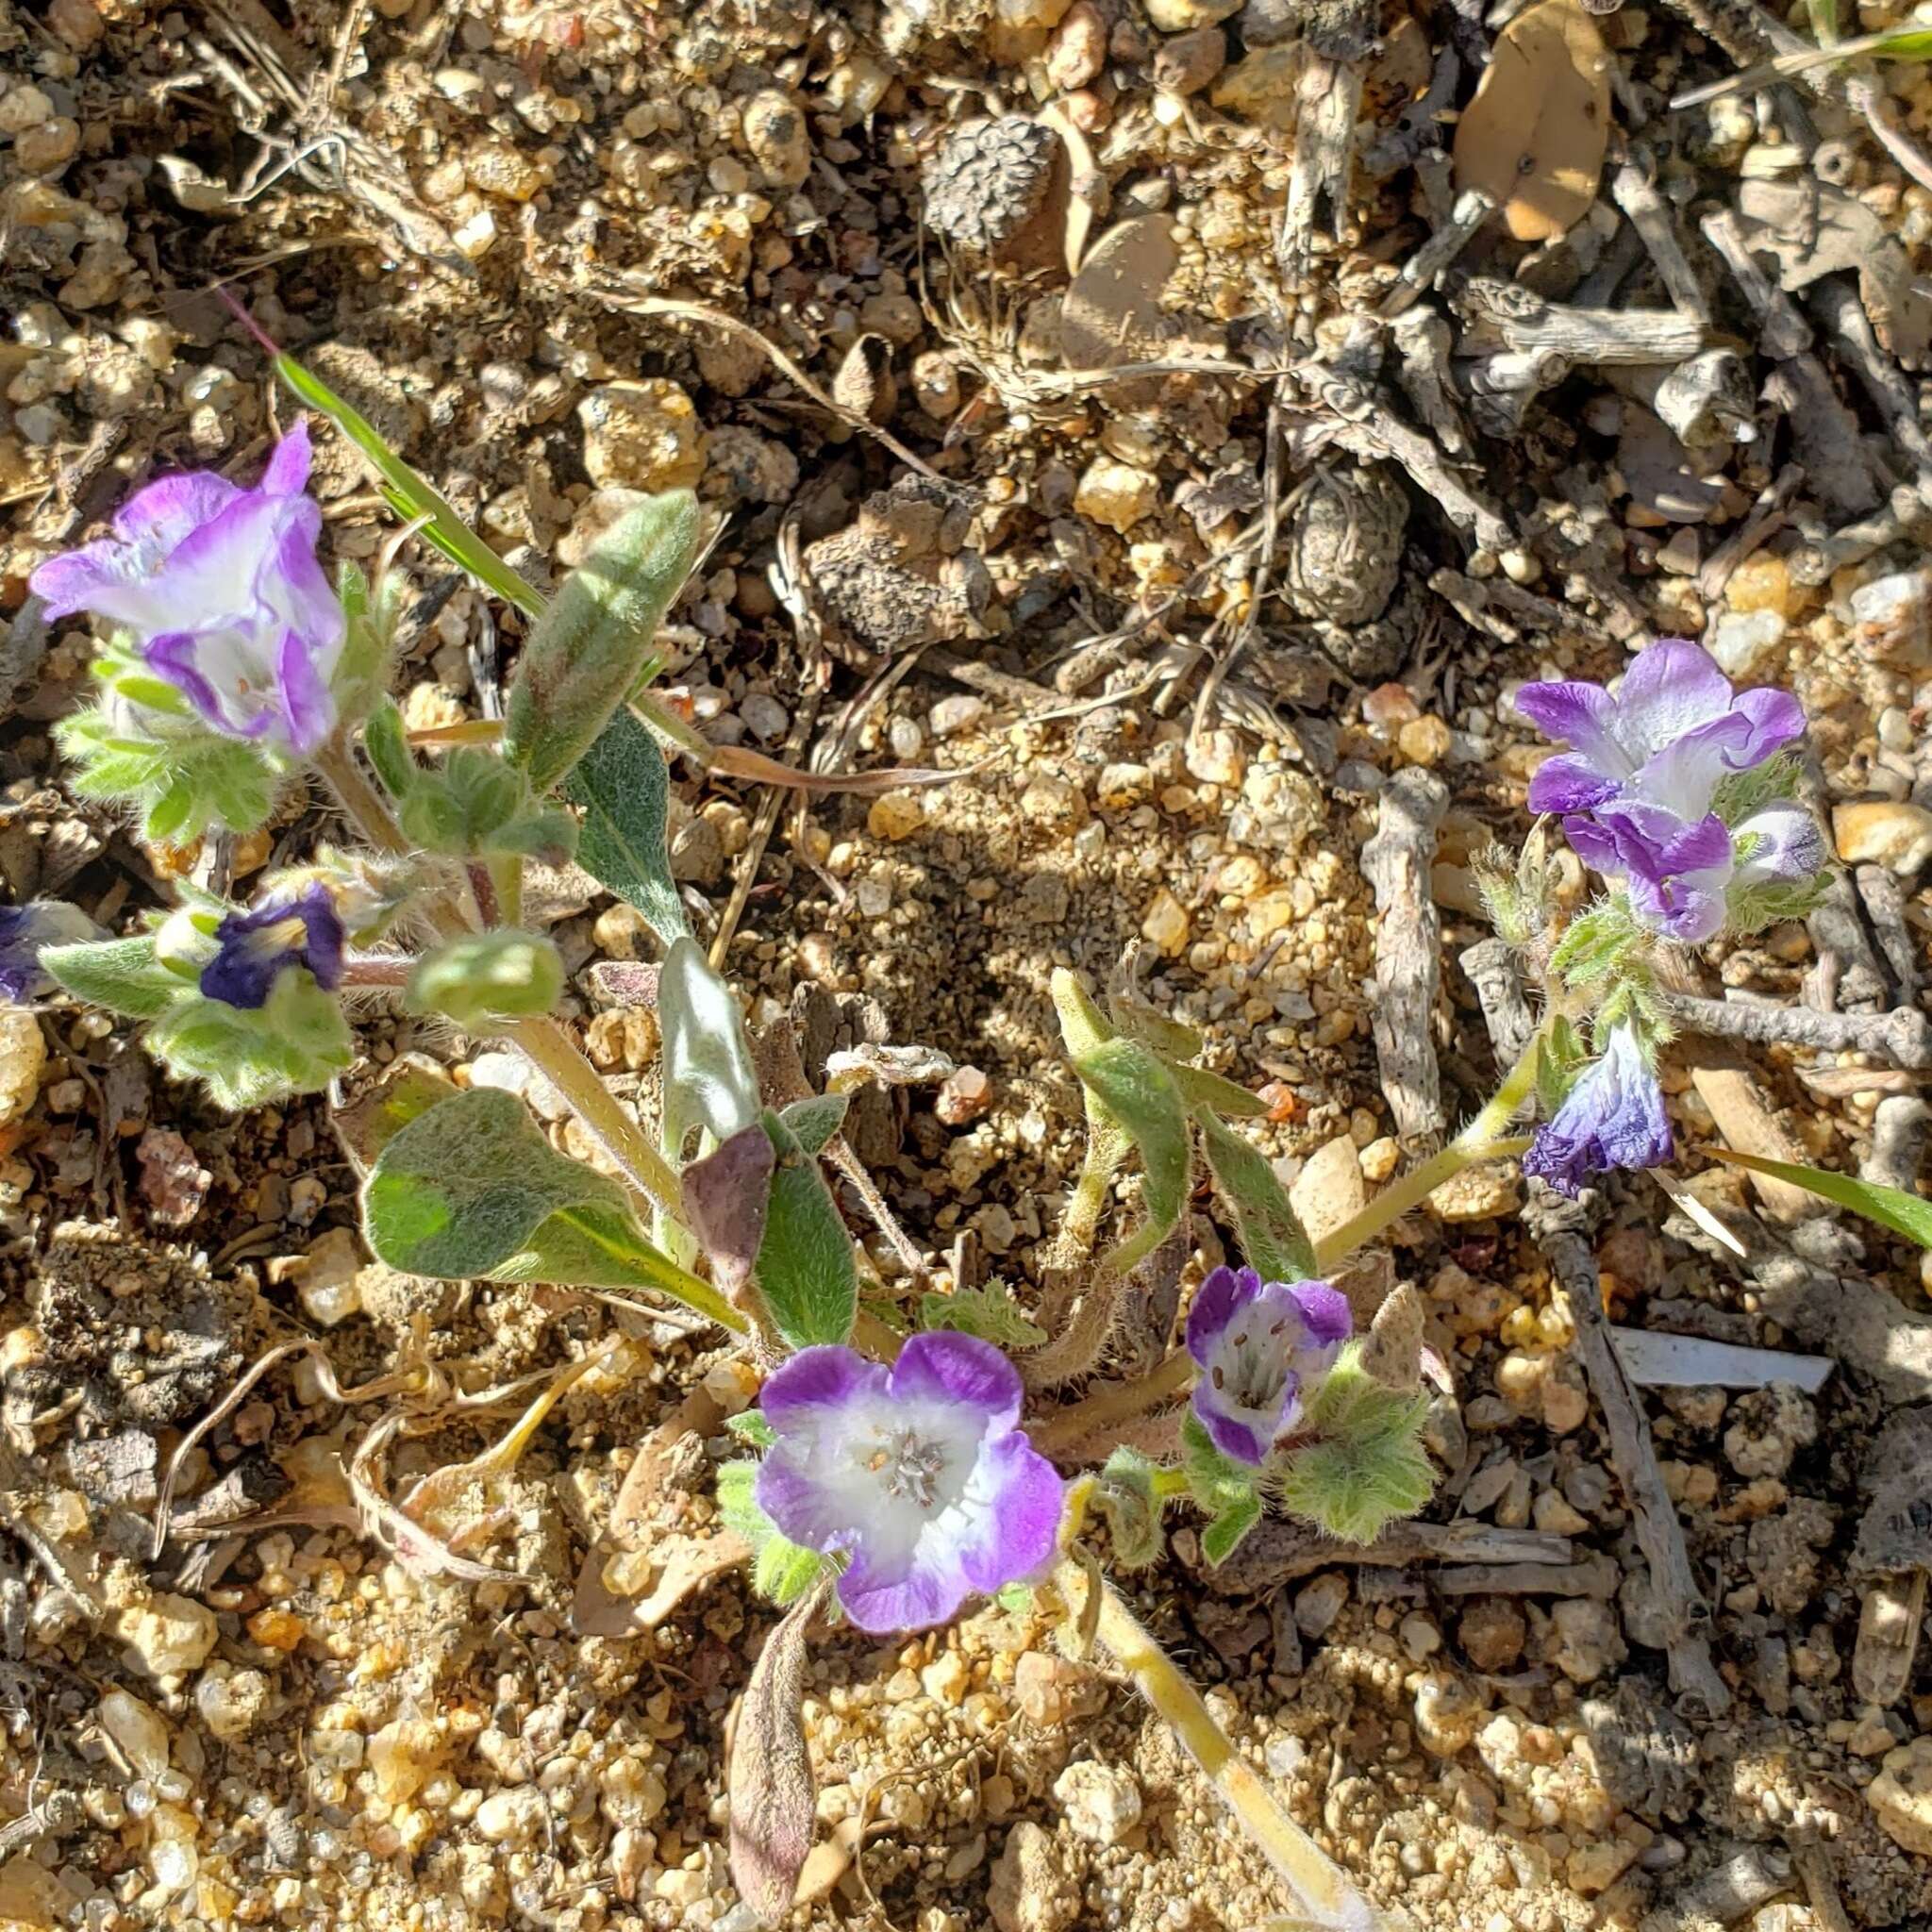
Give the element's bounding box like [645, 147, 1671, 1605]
[405, 931, 563, 1030]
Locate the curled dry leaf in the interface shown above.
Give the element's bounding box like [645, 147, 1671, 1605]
[728, 1575, 834, 1924]
[1452, 0, 1611, 243]
[681, 1124, 777, 1305]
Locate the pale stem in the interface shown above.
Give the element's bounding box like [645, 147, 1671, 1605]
[1074, 1561, 1400, 1932]
[1312, 1032, 1545, 1276]
[312, 738, 686, 1224]
[1031, 1348, 1195, 1457]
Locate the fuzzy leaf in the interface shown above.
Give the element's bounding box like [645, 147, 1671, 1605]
[275, 352, 545, 616]
[405, 931, 564, 1029]
[716, 1458, 830, 1605]
[504, 491, 702, 793]
[725, 1411, 777, 1450]
[1182, 1411, 1257, 1518]
[1708, 1150, 1932, 1249]
[660, 936, 762, 1160]
[1549, 900, 1638, 988]
[753, 1109, 858, 1349]
[1072, 1039, 1190, 1275]
[1200, 1491, 1263, 1568]
[364, 1086, 735, 1324]
[1051, 967, 1114, 1060]
[919, 1279, 1047, 1348]
[362, 697, 417, 801]
[41, 936, 187, 1020]
[1276, 1346, 1436, 1543]
[146, 973, 353, 1110]
[1169, 1062, 1270, 1118]
[728, 1576, 833, 1924]
[681, 1124, 776, 1304]
[1194, 1108, 1318, 1282]
[1105, 990, 1202, 1061]
[564, 708, 691, 946]
[779, 1091, 849, 1155]
[1094, 1446, 1165, 1569]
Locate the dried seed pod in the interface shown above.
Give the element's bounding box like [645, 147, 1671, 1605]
[831, 333, 898, 425]
[922, 116, 1067, 267]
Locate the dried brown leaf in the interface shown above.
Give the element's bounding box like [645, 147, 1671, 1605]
[681, 1124, 776, 1304]
[1452, 0, 1611, 242]
[729, 1576, 833, 1923]
[1060, 215, 1179, 372]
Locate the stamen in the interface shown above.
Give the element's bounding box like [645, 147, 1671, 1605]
[861, 1426, 948, 1508]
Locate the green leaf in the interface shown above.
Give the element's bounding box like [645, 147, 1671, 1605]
[41, 937, 187, 1021]
[1708, 1150, 1932, 1249]
[753, 1108, 858, 1349]
[1200, 1491, 1263, 1568]
[1194, 1108, 1318, 1282]
[779, 1091, 850, 1155]
[1093, 1446, 1166, 1570]
[919, 1278, 1047, 1348]
[1276, 1346, 1435, 1543]
[146, 973, 354, 1110]
[1169, 1062, 1270, 1119]
[275, 352, 544, 617]
[1549, 901, 1639, 990]
[659, 936, 761, 1159]
[717, 1457, 833, 1607]
[1182, 1411, 1257, 1517]
[725, 1410, 777, 1449]
[503, 491, 703, 793]
[1072, 1039, 1191, 1275]
[1051, 967, 1114, 1060]
[405, 931, 564, 1029]
[362, 697, 418, 801]
[362, 1086, 736, 1325]
[1105, 990, 1201, 1061]
[563, 708, 691, 945]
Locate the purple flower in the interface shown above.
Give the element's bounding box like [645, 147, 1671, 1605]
[754, 1332, 1064, 1634]
[29, 425, 344, 755]
[0, 903, 96, 1003]
[1515, 639, 1803, 821]
[200, 885, 344, 1010]
[1524, 1024, 1674, 1197]
[1186, 1265, 1352, 1467]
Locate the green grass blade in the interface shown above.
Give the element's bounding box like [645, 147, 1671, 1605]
[1710, 1150, 1932, 1249]
[274, 352, 545, 617]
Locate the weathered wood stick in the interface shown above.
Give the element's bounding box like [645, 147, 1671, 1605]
[1363, 770, 1450, 1144]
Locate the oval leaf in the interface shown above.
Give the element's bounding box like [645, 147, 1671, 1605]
[660, 936, 762, 1160]
[364, 1086, 736, 1326]
[728, 1576, 833, 1924]
[42, 936, 186, 1020]
[753, 1110, 858, 1349]
[1452, 0, 1611, 242]
[1072, 1039, 1190, 1275]
[504, 491, 702, 793]
[1708, 1149, 1932, 1250]
[682, 1124, 776, 1304]
[564, 708, 691, 946]
[1195, 1107, 1319, 1283]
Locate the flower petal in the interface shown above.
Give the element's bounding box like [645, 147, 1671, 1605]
[260, 494, 345, 658]
[1526, 751, 1623, 815]
[1196, 1401, 1271, 1467]
[759, 1344, 888, 1430]
[888, 1330, 1024, 1431]
[145, 630, 268, 740]
[260, 422, 314, 497]
[1732, 803, 1826, 886]
[1286, 1280, 1352, 1347]
[276, 625, 336, 755]
[1525, 1026, 1674, 1196]
[1513, 679, 1623, 772]
[1185, 1264, 1260, 1366]
[1610, 639, 1733, 757]
[1728, 687, 1806, 768]
[955, 1429, 1064, 1596]
[837, 1540, 969, 1634]
[30, 535, 163, 625]
[113, 470, 242, 556]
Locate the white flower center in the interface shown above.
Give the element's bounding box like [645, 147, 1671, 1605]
[1209, 1314, 1295, 1432]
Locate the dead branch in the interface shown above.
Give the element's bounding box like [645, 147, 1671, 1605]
[1657, 990, 1932, 1067]
[1362, 770, 1449, 1144]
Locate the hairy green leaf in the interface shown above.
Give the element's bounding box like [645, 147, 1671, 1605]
[1073, 1039, 1190, 1275]
[1709, 1150, 1932, 1249]
[405, 931, 564, 1029]
[1200, 1491, 1263, 1568]
[1169, 1061, 1270, 1119]
[504, 491, 702, 792]
[363, 1086, 735, 1324]
[1276, 1346, 1436, 1543]
[659, 936, 761, 1159]
[1094, 1445, 1166, 1570]
[753, 1109, 858, 1349]
[716, 1458, 831, 1606]
[779, 1091, 850, 1155]
[41, 936, 187, 1021]
[919, 1278, 1047, 1348]
[362, 697, 417, 801]
[146, 973, 354, 1110]
[563, 708, 690, 945]
[1194, 1108, 1318, 1282]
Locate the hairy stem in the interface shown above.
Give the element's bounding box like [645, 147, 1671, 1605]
[1032, 1348, 1195, 1457]
[1312, 1032, 1544, 1274]
[1020, 1269, 1122, 1393]
[1074, 1562, 1399, 1932]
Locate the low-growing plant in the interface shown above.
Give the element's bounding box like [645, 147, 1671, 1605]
[11, 339, 1897, 1930]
